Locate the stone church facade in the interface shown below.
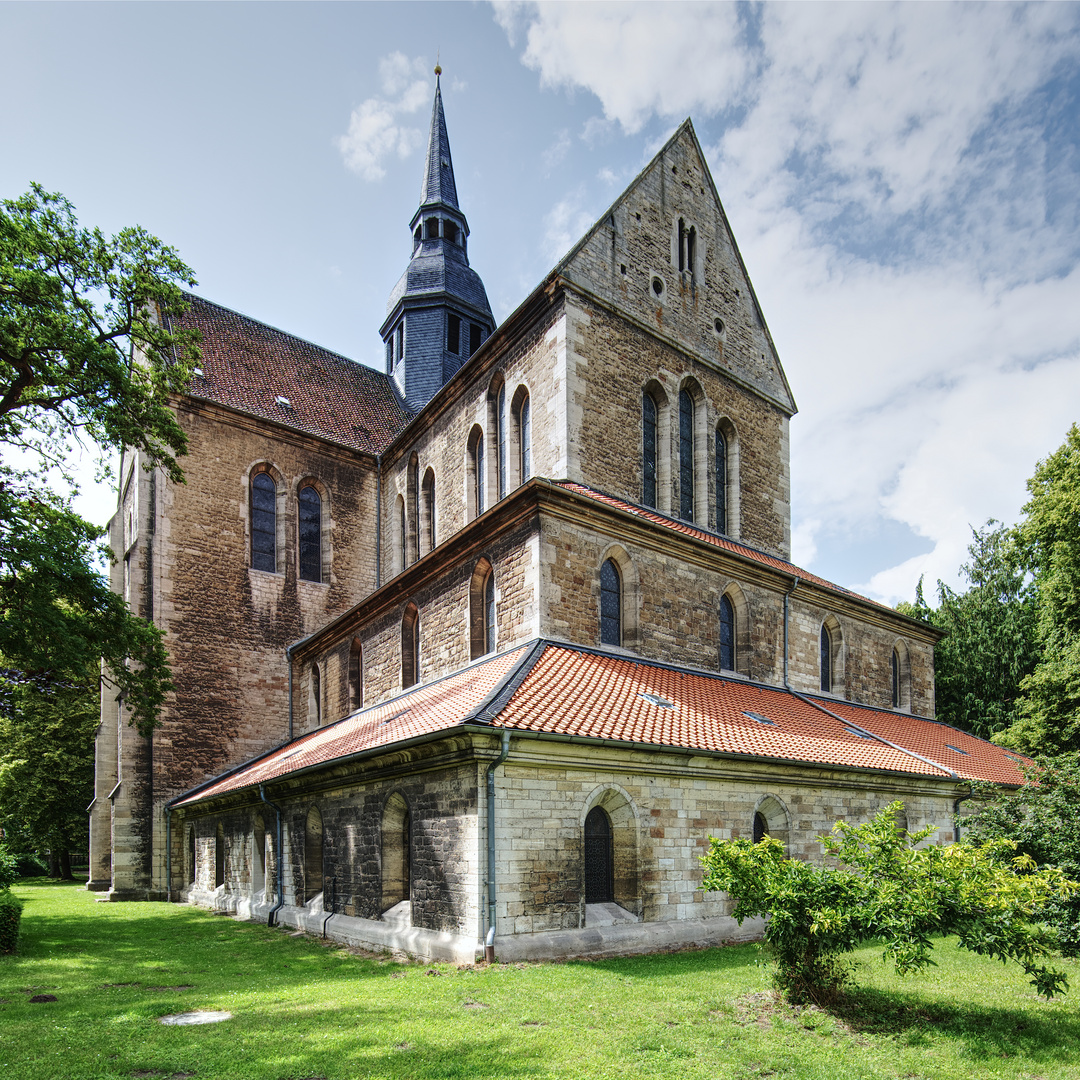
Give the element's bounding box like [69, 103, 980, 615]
[90, 77, 1025, 962]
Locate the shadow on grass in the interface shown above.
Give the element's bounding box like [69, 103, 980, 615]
[568, 942, 763, 979]
[828, 985, 1080, 1065]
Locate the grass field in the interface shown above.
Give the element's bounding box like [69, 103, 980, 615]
[2, 880, 1079, 1080]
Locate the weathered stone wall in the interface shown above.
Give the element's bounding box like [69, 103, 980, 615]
[490, 739, 958, 935]
[563, 294, 792, 559]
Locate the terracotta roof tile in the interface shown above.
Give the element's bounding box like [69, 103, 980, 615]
[173, 294, 412, 454]
[172, 647, 530, 806]
[174, 642, 1026, 808]
[555, 481, 884, 606]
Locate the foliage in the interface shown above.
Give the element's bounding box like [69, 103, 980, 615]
[700, 803, 1075, 1004]
[0, 184, 197, 735]
[0, 847, 16, 889]
[965, 756, 1080, 957]
[996, 424, 1080, 755]
[0, 666, 98, 876]
[898, 522, 1038, 740]
[0, 887, 21, 953]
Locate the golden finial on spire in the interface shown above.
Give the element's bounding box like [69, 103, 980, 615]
[434, 50, 441, 78]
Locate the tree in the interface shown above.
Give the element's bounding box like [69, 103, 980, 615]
[995, 425, 1080, 755]
[700, 803, 1075, 1004]
[899, 523, 1038, 740]
[0, 666, 97, 878]
[0, 183, 199, 734]
[964, 757, 1080, 957]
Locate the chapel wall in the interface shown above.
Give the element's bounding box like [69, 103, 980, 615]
[493, 746, 956, 936]
[563, 295, 792, 560]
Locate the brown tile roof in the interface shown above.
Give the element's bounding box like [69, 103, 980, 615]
[172, 294, 412, 454]
[174, 641, 1026, 807]
[555, 481, 885, 606]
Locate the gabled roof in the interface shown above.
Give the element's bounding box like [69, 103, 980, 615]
[171, 294, 412, 454]
[554, 481, 890, 611]
[173, 640, 1026, 808]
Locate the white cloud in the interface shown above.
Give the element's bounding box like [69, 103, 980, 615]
[495, 1, 1080, 604]
[336, 52, 430, 181]
[542, 129, 572, 173]
[542, 190, 596, 264]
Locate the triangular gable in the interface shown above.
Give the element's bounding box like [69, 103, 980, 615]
[557, 120, 796, 415]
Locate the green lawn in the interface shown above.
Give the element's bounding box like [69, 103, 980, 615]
[2, 880, 1079, 1080]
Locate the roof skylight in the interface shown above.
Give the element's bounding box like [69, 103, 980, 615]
[640, 692, 674, 708]
[843, 727, 876, 740]
[944, 744, 969, 755]
[742, 710, 774, 726]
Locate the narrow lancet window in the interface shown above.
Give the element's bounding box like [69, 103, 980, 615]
[679, 389, 694, 520]
[642, 392, 657, 508]
[719, 594, 735, 671]
[820, 624, 832, 693]
[298, 485, 321, 582]
[251, 472, 276, 572]
[519, 393, 531, 481]
[402, 603, 420, 689]
[600, 559, 621, 647]
[715, 428, 727, 535]
[497, 384, 507, 501]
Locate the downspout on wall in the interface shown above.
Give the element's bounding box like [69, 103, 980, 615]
[783, 576, 798, 689]
[164, 805, 172, 903]
[260, 784, 285, 927]
[485, 728, 511, 963]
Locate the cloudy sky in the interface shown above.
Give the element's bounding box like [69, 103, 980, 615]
[3, 1, 1079, 606]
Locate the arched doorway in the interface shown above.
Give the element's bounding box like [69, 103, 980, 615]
[584, 806, 614, 903]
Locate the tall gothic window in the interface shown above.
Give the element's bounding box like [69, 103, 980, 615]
[891, 648, 901, 709]
[298, 485, 321, 582]
[468, 428, 485, 518]
[715, 428, 728, 535]
[422, 468, 436, 552]
[469, 559, 495, 660]
[518, 392, 531, 481]
[642, 392, 657, 508]
[251, 472, 276, 572]
[719, 594, 735, 671]
[600, 559, 621, 647]
[310, 664, 321, 728]
[820, 624, 832, 693]
[497, 384, 507, 501]
[407, 454, 420, 563]
[349, 638, 363, 713]
[402, 603, 420, 689]
[679, 389, 694, 520]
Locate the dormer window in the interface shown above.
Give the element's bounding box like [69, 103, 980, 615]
[275, 395, 291, 409]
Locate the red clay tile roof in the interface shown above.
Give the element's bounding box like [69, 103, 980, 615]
[172, 294, 412, 454]
[172, 646, 531, 807]
[174, 641, 1026, 807]
[555, 481, 884, 606]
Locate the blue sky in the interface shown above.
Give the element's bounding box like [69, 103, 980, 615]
[4, 1, 1079, 605]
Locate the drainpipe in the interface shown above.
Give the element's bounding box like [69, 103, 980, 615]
[485, 728, 511, 963]
[164, 805, 172, 903]
[322, 876, 337, 938]
[375, 455, 382, 588]
[783, 575, 798, 689]
[260, 784, 285, 927]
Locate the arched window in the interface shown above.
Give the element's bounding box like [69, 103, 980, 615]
[348, 638, 363, 713]
[820, 623, 832, 693]
[468, 426, 485, 519]
[584, 806, 614, 903]
[678, 389, 694, 520]
[251, 472, 276, 572]
[397, 495, 406, 571]
[298, 485, 322, 582]
[381, 793, 411, 912]
[600, 559, 621, 647]
[752, 795, 791, 851]
[715, 427, 727, 535]
[187, 826, 196, 886]
[642, 392, 658, 508]
[214, 822, 225, 888]
[512, 387, 531, 484]
[402, 603, 419, 689]
[753, 812, 768, 843]
[719, 594, 735, 671]
[304, 805, 323, 905]
[497, 383, 507, 501]
[891, 640, 911, 711]
[891, 648, 900, 708]
[469, 559, 495, 660]
[252, 816, 266, 900]
[310, 663, 321, 728]
[421, 467, 436, 553]
[407, 453, 420, 564]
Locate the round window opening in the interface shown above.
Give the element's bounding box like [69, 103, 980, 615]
[652, 277, 664, 297]
[714, 317, 725, 335]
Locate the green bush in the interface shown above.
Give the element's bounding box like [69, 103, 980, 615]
[701, 802, 1078, 1004]
[0, 889, 23, 953]
[0, 849, 16, 890]
[11, 853, 47, 877]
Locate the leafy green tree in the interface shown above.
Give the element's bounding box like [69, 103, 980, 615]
[700, 803, 1075, 1004]
[899, 523, 1038, 740]
[0, 183, 199, 734]
[996, 425, 1080, 755]
[965, 757, 1080, 956]
[0, 667, 97, 878]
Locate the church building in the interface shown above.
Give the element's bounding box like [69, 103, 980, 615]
[90, 74, 1026, 962]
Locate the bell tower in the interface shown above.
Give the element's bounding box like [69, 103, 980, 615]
[381, 67, 495, 412]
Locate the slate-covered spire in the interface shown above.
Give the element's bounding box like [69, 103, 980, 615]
[381, 66, 495, 413]
[419, 70, 459, 212]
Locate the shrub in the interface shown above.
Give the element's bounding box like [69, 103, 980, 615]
[12, 853, 47, 878]
[0, 849, 16, 890]
[0, 889, 23, 953]
[700, 802, 1077, 1004]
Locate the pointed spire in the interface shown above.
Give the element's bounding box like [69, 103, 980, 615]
[420, 65, 459, 211]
